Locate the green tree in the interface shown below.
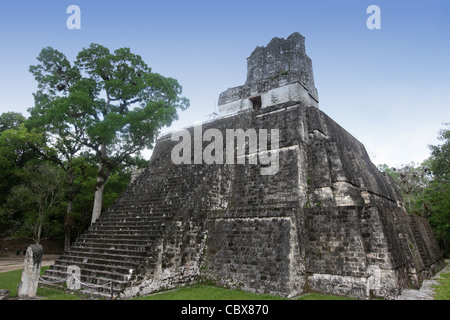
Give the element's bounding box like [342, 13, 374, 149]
[424, 124, 450, 255]
[378, 124, 450, 256]
[428, 123, 449, 181]
[0, 123, 43, 231]
[0, 120, 73, 243]
[0, 113, 33, 201]
[424, 179, 450, 254]
[28, 44, 189, 224]
[23, 116, 87, 250]
[4, 162, 66, 244]
[377, 162, 431, 214]
[64, 156, 139, 244]
[0, 112, 25, 132]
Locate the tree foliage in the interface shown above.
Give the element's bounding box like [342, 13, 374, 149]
[428, 123, 450, 181]
[425, 124, 450, 255]
[378, 162, 431, 214]
[3, 162, 66, 244]
[0, 119, 136, 244]
[0, 123, 43, 208]
[378, 123, 450, 256]
[28, 44, 189, 223]
[2, 43, 186, 247]
[0, 112, 25, 132]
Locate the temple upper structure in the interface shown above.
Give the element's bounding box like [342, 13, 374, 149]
[218, 32, 319, 115]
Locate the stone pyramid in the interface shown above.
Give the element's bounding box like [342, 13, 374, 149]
[41, 32, 444, 299]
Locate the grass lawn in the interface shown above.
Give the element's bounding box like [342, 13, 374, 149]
[0, 265, 448, 300]
[131, 285, 355, 300]
[0, 266, 357, 301]
[0, 266, 81, 300]
[0, 267, 354, 300]
[132, 285, 288, 300]
[433, 270, 450, 300]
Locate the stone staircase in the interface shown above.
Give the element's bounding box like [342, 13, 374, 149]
[40, 175, 168, 299]
[409, 216, 430, 266]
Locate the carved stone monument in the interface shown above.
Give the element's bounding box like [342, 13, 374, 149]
[18, 244, 43, 299]
[66, 265, 81, 290]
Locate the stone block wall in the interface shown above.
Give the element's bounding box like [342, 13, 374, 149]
[117, 101, 443, 299]
[205, 209, 299, 296]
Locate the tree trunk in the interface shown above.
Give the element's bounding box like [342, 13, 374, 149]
[64, 170, 75, 251]
[36, 223, 42, 244]
[91, 143, 110, 224]
[64, 200, 73, 251]
[91, 174, 107, 224]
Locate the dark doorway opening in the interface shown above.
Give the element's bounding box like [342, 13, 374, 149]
[250, 96, 262, 111]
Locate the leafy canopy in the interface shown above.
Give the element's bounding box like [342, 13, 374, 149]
[28, 44, 189, 167]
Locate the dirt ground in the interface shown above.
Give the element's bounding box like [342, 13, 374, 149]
[0, 254, 60, 273]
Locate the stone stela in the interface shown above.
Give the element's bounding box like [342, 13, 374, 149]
[18, 244, 43, 299]
[40, 32, 445, 300]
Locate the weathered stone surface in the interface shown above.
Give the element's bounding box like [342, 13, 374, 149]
[18, 244, 43, 299]
[116, 99, 443, 299]
[218, 32, 319, 115]
[0, 289, 10, 300]
[66, 265, 81, 290]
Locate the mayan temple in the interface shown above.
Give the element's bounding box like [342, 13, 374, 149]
[41, 32, 444, 299]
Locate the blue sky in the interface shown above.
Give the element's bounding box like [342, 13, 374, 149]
[0, 0, 449, 167]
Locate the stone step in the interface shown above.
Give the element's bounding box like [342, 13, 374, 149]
[92, 217, 165, 225]
[61, 249, 151, 263]
[88, 226, 164, 233]
[84, 228, 163, 235]
[78, 233, 160, 242]
[74, 237, 156, 248]
[90, 222, 164, 229]
[108, 203, 172, 211]
[67, 244, 149, 257]
[89, 224, 165, 232]
[44, 264, 134, 282]
[91, 220, 165, 227]
[39, 191, 169, 298]
[106, 202, 163, 209]
[41, 271, 129, 295]
[99, 210, 167, 217]
[55, 255, 143, 269]
[65, 249, 145, 262]
[52, 250, 153, 270]
[49, 259, 151, 276]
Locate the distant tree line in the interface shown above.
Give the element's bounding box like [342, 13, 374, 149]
[378, 123, 450, 257]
